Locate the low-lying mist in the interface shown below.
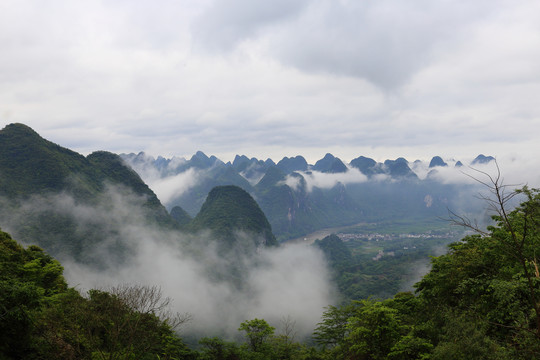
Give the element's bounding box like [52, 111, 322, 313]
[281, 168, 368, 192]
[65, 235, 335, 338]
[0, 185, 336, 338]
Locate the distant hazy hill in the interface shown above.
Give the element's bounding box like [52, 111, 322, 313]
[314, 234, 353, 268]
[429, 156, 448, 168]
[472, 154, 496, 165]
[170, 205, 192, 226]
[189, 185, 277, 249]
[312, 153, 348, 173]
[254, 168, 359, 240]
[350, 156, 382, 176]
[383, 158, 418, 179]
[0, 123, 179, 263]
[231, 154, 275, 179]
[124, 151, 254, 216]
[276, 155, 308, 173]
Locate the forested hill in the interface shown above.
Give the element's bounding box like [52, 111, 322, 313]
[0, 123, 165, 208]
[0, 123, 179, 263]
[0, 123, 99, 197]
[189, 185, 278, 248]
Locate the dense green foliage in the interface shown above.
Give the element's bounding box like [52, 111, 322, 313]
[0, 229, 195, 359]
[314, 234, 354, 268]
[0, 230, 67, 358]
[239, 318, 276, 353]
[0, 123, 100, 198]
[0, 229, 314, 359]
[171, 205, 193, 226]
[189, 185, 277, 248]
[0, 124, 164, 206]
[314, 228, 457, 300]
[311, 186, 540, 359]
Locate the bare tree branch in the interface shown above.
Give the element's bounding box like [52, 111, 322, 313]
[446, 207, 490, 236]
[108, 284, 192, 331]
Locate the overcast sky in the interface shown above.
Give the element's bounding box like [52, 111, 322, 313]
[1, 0, 539, 165]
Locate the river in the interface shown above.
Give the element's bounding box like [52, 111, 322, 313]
[285, 222, 369, 245]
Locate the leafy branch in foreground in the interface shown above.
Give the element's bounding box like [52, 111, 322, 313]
[447, 163, 540, 339]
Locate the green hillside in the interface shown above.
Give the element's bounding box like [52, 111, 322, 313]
[0, 123, 179, 263]
[0, 123, 101, 198]
[255, 169, 362, 241]
[174, 162, 253, 217]
[189, 185, 277, 249]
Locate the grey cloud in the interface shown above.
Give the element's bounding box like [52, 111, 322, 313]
[66, 237, 334, 337]
[122, 153, 198, 206]
[266, 0, 492, 89]
[191, 0, 309, 53]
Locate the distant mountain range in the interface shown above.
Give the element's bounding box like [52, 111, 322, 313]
[0, 122, 494, 260]
[121, 150, 494, 241]
[124, 150, 494, 182]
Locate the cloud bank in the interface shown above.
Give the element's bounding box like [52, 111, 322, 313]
[281, 168, 368, 192]
[0, 185, 335, 338]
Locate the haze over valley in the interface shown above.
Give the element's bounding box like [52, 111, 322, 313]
[0, 123, 528, 336]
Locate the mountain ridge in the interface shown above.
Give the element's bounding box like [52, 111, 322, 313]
[0, 123, 180, 263]
[122, 150, 495, 241]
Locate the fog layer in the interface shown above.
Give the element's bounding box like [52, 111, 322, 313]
[0, 185, 335, 338]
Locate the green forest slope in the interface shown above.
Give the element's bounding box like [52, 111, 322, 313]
[2, 186, 539, 359]
[0, 123, 179, 263]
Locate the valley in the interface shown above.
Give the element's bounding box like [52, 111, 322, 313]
[287, 222, 370, 245]
[1, 123, 536, 358]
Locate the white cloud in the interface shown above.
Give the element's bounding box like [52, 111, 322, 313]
[285, 168, 368, 192]
[147, 169, 199, 206]
[66, 237, 334, 337]
[124, 155, 199, 207]
[424, 155, 540, 188]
